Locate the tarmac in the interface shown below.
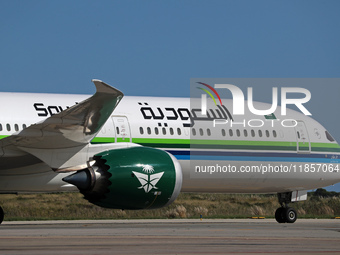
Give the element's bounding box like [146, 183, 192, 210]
[0, 219, 339, 254]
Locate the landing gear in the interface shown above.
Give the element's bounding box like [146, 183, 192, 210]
[275, 206, 297, 223]
[275, 192, 297, 224]
[0, 206, 4, 224]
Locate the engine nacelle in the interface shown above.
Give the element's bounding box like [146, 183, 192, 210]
[63, 146, 182, 210]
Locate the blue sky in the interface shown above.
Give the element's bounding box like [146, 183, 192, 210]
[1, 0, 340, 191]
[1, 1, 339, 95]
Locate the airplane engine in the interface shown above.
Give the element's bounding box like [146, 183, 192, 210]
[63, 147, 182, 210]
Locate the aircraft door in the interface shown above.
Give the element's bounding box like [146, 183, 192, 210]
[295, 120, 310, 153]
[112, 116, 131, 143]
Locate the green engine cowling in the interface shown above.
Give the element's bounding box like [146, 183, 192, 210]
[63, 146, 182, 210]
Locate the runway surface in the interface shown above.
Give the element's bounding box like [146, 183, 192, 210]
[0, 219, 339, 254]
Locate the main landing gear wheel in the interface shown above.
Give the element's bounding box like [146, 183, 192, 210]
[276, 192, 298, 224]
[0, 206, 4, 224]
[285, 207, 297, 223]
[275, 207, 285, 223]
[275, 207, 297, 223]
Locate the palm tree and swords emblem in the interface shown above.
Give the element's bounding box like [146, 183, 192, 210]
[132, 165, 164, 193]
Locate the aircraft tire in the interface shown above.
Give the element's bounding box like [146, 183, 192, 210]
[275, 207, 286, 223]
[285, 207, 297, 223]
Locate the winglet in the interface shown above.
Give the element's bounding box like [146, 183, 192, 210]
[92, 79, 124, 96]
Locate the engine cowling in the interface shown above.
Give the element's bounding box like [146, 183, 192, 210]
[63, 146, 182, 210]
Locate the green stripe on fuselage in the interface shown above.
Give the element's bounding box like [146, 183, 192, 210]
[311, 142, 340, 152]
[0, 134, 339, 153]
[134, 138, 340, 152]
[134, 138, 297, 151]
[91, 137, 115, 143]
[132, 138, 190, 148]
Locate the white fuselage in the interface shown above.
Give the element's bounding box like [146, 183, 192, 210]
[0, 92, 339, 194]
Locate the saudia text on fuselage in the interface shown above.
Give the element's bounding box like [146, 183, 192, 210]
[140, 85, 311, 128]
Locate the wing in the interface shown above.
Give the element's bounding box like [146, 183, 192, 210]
[0, 79, 124, 171]
[3, 79, 123, 149]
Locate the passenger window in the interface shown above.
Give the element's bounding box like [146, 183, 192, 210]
[244, 130, 248, 137]
[199, 128, 203, 136]
[236, 129, 240, 137]
[222, 129, 226, 137]
[6, 124, 10, 132]
[258, 130, 262, 137]
[15, 124, 19, 132]
[155, 127, 159, 135]
[273, 130, 277, 138]
[207, 129, 211, 136]
[147, 127, 151, 135]
[162, 127, 166, 135]
[229, 129, 233, 137]
[170, 128, 174, 135]
[177, 128, 182, 136]
[0, 124, 2, 131]
[23, 124, 27, 129]
[266, 130, 270, 137]
[251, 130, 255, 137]
[192, 128, 196, 136]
